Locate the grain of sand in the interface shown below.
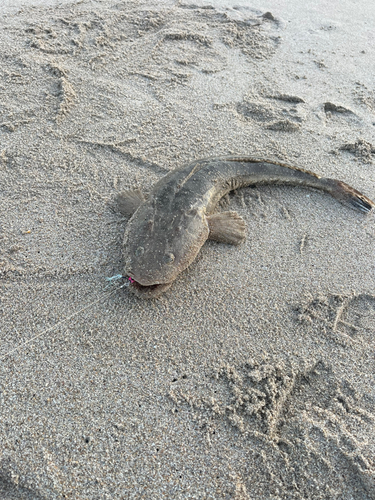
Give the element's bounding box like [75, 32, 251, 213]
[1, 0, 375, 498]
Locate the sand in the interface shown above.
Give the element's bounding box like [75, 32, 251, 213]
[1, 0, 375, 498]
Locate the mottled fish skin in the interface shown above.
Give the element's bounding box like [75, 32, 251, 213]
[118, 156, 374, 298]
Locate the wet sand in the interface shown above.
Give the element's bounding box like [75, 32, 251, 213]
[1, 0, 375, 498]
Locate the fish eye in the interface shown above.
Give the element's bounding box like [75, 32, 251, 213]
[135, 246, 144, 257]
[163, 252, 175, 264]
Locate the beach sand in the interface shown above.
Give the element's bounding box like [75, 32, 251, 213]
[1, 0, 375, 498]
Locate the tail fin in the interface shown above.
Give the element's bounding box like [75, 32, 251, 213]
[323, 178, 374, 213]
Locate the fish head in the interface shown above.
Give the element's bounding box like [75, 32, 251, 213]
[122, 201, 209, 297]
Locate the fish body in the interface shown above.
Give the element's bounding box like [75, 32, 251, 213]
[115, 156, 374, 298]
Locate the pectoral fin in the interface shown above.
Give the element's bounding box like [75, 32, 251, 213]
[207, 211, 246, 245]
[113, 189, 145, 216]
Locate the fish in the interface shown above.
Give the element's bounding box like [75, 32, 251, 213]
[114, 156, 374, 298]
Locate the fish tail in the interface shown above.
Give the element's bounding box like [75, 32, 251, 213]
[322, 178, 374, 213]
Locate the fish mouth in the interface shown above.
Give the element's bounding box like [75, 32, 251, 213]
[127, 278, 173, 298]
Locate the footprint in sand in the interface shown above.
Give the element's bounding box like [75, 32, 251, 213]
[236, 92, 306, 132]
[339, 138, 375, 163]
[296, 293, 375, 345]
[323, 101, 361, 125]
[169, 359, 375, 499]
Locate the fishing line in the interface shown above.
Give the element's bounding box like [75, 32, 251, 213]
[0, 275, 131, 361]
